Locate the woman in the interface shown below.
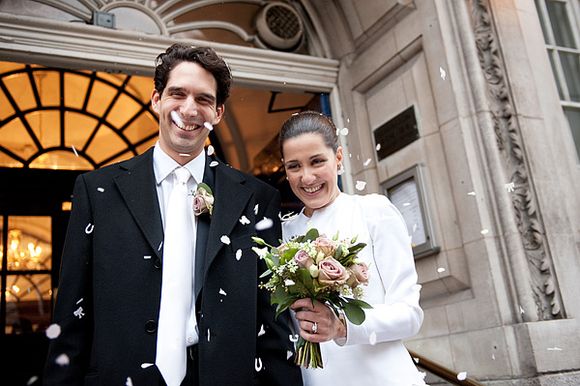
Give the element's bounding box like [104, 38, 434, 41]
[280, 111, 426, 386]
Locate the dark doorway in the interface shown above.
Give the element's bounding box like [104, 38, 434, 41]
[0, 168, 79, 386]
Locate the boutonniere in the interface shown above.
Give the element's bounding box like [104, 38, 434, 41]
[193, 182, 214, 217]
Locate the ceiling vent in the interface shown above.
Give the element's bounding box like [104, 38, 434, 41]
[256, 2, 304, 51]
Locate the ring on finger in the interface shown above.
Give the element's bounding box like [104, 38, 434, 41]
[311, 321, 318, 334]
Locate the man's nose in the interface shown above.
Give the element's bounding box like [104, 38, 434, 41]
[180, 96, 199, 117]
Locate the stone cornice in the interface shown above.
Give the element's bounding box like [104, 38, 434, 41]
[0, 12, 338, 91]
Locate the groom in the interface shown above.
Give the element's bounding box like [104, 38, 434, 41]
[44, 44, 301, 386]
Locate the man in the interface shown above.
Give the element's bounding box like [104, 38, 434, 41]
[44, 44, 302, 386]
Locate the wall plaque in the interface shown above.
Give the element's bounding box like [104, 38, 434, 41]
[373, 106, 419, 161]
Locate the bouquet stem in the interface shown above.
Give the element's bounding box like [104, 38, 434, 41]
[295, 337, 323, 369]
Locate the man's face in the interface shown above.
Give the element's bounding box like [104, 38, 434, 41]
[151, 61, 224, 164]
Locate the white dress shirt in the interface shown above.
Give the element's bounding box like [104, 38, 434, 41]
[282, 193, 426, 386]
[153, 143, 205, 346]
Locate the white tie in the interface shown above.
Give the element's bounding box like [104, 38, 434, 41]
[156, 167, 194, 386]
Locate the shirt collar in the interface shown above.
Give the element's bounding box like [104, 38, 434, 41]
[153, 142, 206, 185]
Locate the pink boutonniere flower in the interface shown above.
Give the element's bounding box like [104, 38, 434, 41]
[193, 182, 214, 216]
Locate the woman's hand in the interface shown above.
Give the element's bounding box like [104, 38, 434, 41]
[291, 298, 346, 343]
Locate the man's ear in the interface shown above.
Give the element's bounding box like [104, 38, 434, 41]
[151, 89, 160, 114]
[213, 103, 225, 124]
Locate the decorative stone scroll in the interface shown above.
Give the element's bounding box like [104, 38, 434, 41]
[471, 0, 562, 319]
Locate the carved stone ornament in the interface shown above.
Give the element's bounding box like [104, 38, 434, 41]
[471, 0, 562, 319]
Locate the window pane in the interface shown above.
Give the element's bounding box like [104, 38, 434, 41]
[6, 216, 51, 271]
[546, 0, 577, 48]
[559, 51, 580, 101]
[535, 0, 551, 43]
[548, 50, 565, 99]
[563, 107, 580, 161]
[30, 150, 93, 170]
[5, 274, 52, 334]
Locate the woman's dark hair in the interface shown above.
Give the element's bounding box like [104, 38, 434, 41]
[154, 44, 232, 106]
[279, 111, 339, 157]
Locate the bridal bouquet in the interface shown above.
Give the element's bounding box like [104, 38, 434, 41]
[253, 228, 371, 368]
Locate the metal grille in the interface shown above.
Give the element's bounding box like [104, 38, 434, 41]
[265, 5, 301, 39]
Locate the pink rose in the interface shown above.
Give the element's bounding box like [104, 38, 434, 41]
[193, 195, 207, 216]
[347, 263, 369, 286]
[293, 250, 314, 269]
[193, 184, 214, 216]
[314, 236, 337, 257]
[317, 257, 349, 287]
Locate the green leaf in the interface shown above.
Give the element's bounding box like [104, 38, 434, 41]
[342, 302, 366, 325]
[259, 269, 272, 279]
[345, 298, 373, 309]
[197, 182, 213, 195]
[303, 228, 319, 242]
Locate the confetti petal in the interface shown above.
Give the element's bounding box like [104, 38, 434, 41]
[141, 363, 154, 369]
[340, 127, 349, 136]
[467, 191, 476, 196]
[255, 217, 273, 231]
[56, 353, 70, 366]
[286, 350, 293, 360]
[369, 331, 377, 345]
[480, 229, 489, 235]
[97, 187, 105, 192]
[219, 288, 227, 296]
[85, 223, 94, 234]
[413, 357, 420, 364]
[239, 215, 250, 225]
[45, 324, 61, 339]
[258, 324, 266, 337]
[547, 347, 563, 351]
[289, 334, 299, 342]
[376, 143, 381, 151]
[204, 121, 214, 131]
[27, 376, 39, 385]
[126, 377, 134, 386]
[284, 279, 295, 286]
[255, 357, 263, 372]
[209, 161, 219, 167]
[235, 249, 242, 261]
[144, 255, 151, 260]
[437, 267, 446, 273]
[207, 145, 215, 156]
[440, 66, 447, 80]
[254, 204, 259, 215]
[363, 158, 372, 166]
[355, 181, 367, 191]
[71, 145, 79, 157]
[457, 372, 467, 381]
[220, 235, 230, 245]
[76, 298, 84, 304]
[207, 328, 211, 342]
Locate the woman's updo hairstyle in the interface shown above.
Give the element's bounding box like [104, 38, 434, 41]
[279, 111, 339, 158]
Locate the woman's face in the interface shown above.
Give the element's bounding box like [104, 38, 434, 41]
[282, 132, 342, 217]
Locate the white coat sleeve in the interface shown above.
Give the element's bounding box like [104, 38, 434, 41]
[343, 194, 423, 346]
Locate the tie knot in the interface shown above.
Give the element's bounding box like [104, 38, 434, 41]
[174, 167, 191, 185]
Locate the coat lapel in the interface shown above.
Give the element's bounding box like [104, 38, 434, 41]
[196, 159, 252, 297]
[114, 149, 164, 259]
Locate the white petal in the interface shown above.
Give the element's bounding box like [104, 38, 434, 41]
[97, 187, 105, 192]
[210, 161, 219, 167]
[76, 298, 84, 304]
[363, 158, 372, 166]
[289, 334, 299, 342]
[437, 267, 446, 273]
[480, 229, 489, 235]
[56, 353, 70, 366]
[258, 324, 266, 337]
[126, 377, 134, 386]
[457, 372, 467, 381]
[239, 215, 251, 225]
[254, 204, 259, 215]
[204, 121, 214, 131]
[207, 145, 215, 156]
[340, 127, 349, 136]
[219, 288, 227, 296]
[71, 145, 79, 157]
[369, 331, 377, 345]
[85, 223, 94, 234]
[467, 191, 476, 196]
[207, 328, 211, 342]
[141, 363, 154, 369]
[286, 350, 293, 360]
[27, 376, 39, 386]
[255, 357, 263, 372]
[375, 143, 381, 151]
[45, 323, 61, 339]
[355, 181, 367, 191]
[255, 217, 273, 231]
[235, 249, 242, 261]
[143, 255, 151, 260]
[547, 347, 563, 351]
[440, 66, 447, 80]
[220, 235, 231, 245]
